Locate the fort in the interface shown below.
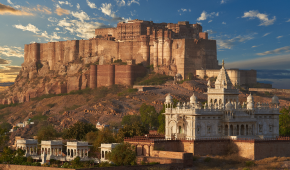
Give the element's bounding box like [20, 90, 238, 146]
[1, 19, 256, 104]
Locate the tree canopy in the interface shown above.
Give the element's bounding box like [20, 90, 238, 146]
[279, 106, 290, 136]
[139, 103, 159, 130]
[108, 142, 136, 166]
[121, 115, 142, 126]
[62, 121, 98, 140]
[37, 124, 59, 143]
[117, 122, 148, 140]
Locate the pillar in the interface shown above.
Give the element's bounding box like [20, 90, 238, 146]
[244, 125, 246, 136]
[228, 124, 230, 136]
[153, 40, 158, 67]
[239, 124, 241, 135]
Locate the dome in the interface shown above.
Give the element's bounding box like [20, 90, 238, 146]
[165, 93, 173, 103]
[190, 93, 197, 104]
[176, 73, 182, 78]
[225, 102, 233, 110]
[247, 93, 254, 102]
[272, 95, 280, 104]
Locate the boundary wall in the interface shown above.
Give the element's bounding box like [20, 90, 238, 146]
[249, 88, 290, 94]
[125, 137, 290, 160]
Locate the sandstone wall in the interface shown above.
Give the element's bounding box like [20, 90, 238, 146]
[240, 70, 257, 86]
[254, 141, 290, 160]
[249, 88, 290, 93]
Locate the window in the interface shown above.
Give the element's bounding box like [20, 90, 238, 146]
[207, 126, 211, 134]
[102, 151, 104, 158]
[179, 126, 182, 134]
[269, 125, 273, 132]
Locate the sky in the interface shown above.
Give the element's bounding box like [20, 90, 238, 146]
[0, 0, 289, 88]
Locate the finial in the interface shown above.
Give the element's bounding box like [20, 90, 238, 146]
[222, 60, 224, 68]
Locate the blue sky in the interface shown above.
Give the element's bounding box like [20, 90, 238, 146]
[0, 0, 289, 88]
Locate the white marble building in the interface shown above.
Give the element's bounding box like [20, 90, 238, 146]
[164, 61, 281, 140]
[99, 143, 119, 162]
[16, 139, 38, 157]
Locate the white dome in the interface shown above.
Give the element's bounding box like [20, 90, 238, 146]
[225, 102, 233, 110]
[272, 95, 279, 104]
[176, 73, 182, 78]
[190, 93, 197, 104]
[165, 93, 173, 103]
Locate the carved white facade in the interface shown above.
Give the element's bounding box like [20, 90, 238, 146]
[164, 61, 281, 140]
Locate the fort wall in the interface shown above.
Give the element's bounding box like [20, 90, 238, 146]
[249, 88, 290, 93]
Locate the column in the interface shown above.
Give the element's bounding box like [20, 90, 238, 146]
[233, 125, 236, 136]
[239, 124, 241, 136]
[244, 125, 246, 136]
[228, 124, 230, 136]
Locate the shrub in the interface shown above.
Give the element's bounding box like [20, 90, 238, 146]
[204, 157, 211, 162]
[32, 162, 41, 166]
[108, 142, 136, 166]
[46, 103, 56, 108]
[27, 156, 33, 163]
[245, 161, 255, 167]
[99, 161, 112, 167]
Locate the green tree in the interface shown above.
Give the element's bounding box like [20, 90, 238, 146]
[85, 131, 98, 143]
[108, 142, 136, 166]
[0, 147, 26, 165]
[0, 127, 9, 150]
[37, 124, 59, 143]
[279, 106, 290, 136]
[93, 128, 116, 152]
[62, 121, 98, 140]
[0, 122, 12, 131]
[121, 115, 142, 126]
[139, 103, 159, 130]
[117, 122, 148, 141]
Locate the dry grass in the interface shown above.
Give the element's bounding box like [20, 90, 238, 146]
[192, 155, 290, 170]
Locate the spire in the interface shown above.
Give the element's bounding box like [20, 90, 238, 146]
[214, 60, 232, 89]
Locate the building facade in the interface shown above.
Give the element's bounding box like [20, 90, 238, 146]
[164, 61, 280, 140]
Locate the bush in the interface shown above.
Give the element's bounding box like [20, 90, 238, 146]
[62, 121, 98, 140]
[27, 156, 33, 163]
[32, 162, 41, 166]
[46, 103, 56, 108]
[108, 142, 136, 166]
[204, 157, 211, 162]
[245, 161, 255, 167]
[99, 161, 112, 167]
[136, 73, 173, 85]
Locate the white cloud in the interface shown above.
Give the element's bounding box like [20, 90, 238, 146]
[197, 11, 219, 21]
[13, 23, 40, 34]
[242, 10, 276, 26]
[286, 19, 290, 22]
[256, 46, 290, 56]
[57, 18, 110, 39]
[55, 27, 60, 30]
[100, 3, 112, 16]
[127, 0, 140, 6]
[220, 0, 228, 4]
[58, 1, 73, 7]
[277, 36, 283, 39]
[86, 0, 97, 9]
[116, 0, 125, 6]
[71, 11, 90, 22]
[7, 0, 20, 9]
[205, 29, 216, 34]
[48, 17, 58, 22]
[222, 21, 226, 24]
[41, 31, 61, 42]
[178, 8, 191, 15]
[216, 33, 256, 49]
[252, 46, 257, 48]
[76, 3, 80, 10]
[208, 20, 212, 23]
[263, 32, 271, 37]
[0, 45, 23, 58]
[13, 23, 62, 41]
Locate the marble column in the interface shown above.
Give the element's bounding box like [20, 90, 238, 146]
[228, 124, 230, 136]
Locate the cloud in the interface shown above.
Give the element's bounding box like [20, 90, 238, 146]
[116, 0, 125, 6]
[277, 36, 283, 39]
[13, 23, 62, 41]
[55, 27, 60, 30]
[127, 0, 140, 6]
[0, 46, 23, 58]
[100, 3, 112, 16]
[242, 10, 276, 26]
[208, 20, 212, 23]
[57, 18, 111, 39]
[55, 7, 70, 16]
[0, 3, 33, 15]
[0, 59, 10, 64]
[197, 11, 219, 21]
[256, 70, 290, 80]
[0, 65, 21, 74]
[226, 54, 290, 70]
[256, 46, 290, 56]
[222, 21, 226, 24]
[58, 1, 73, 7]
[86, 0, 97, 9]
[71, 11, 90, 22]
[263, 32, 270, 37]
[76, 3, 80, 10]
[48, 17, 58, 22]
[220, 0, 228, 4]
[252, 46, 257, 48]
[205, 29, 216, 34]
[7, 0, 20, 9]
[286, 19, 290, 22]
[216, 33, 256, 49]
[178, 8, 191, 15]
[13, 23, 40, 34]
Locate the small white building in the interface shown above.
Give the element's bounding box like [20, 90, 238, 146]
[164, 61, 281, 140]
[66, 141, 91, 161]
[16, 139, 38, 157]
[99, 143, 119, 162]
[41, 140, 65, 164]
